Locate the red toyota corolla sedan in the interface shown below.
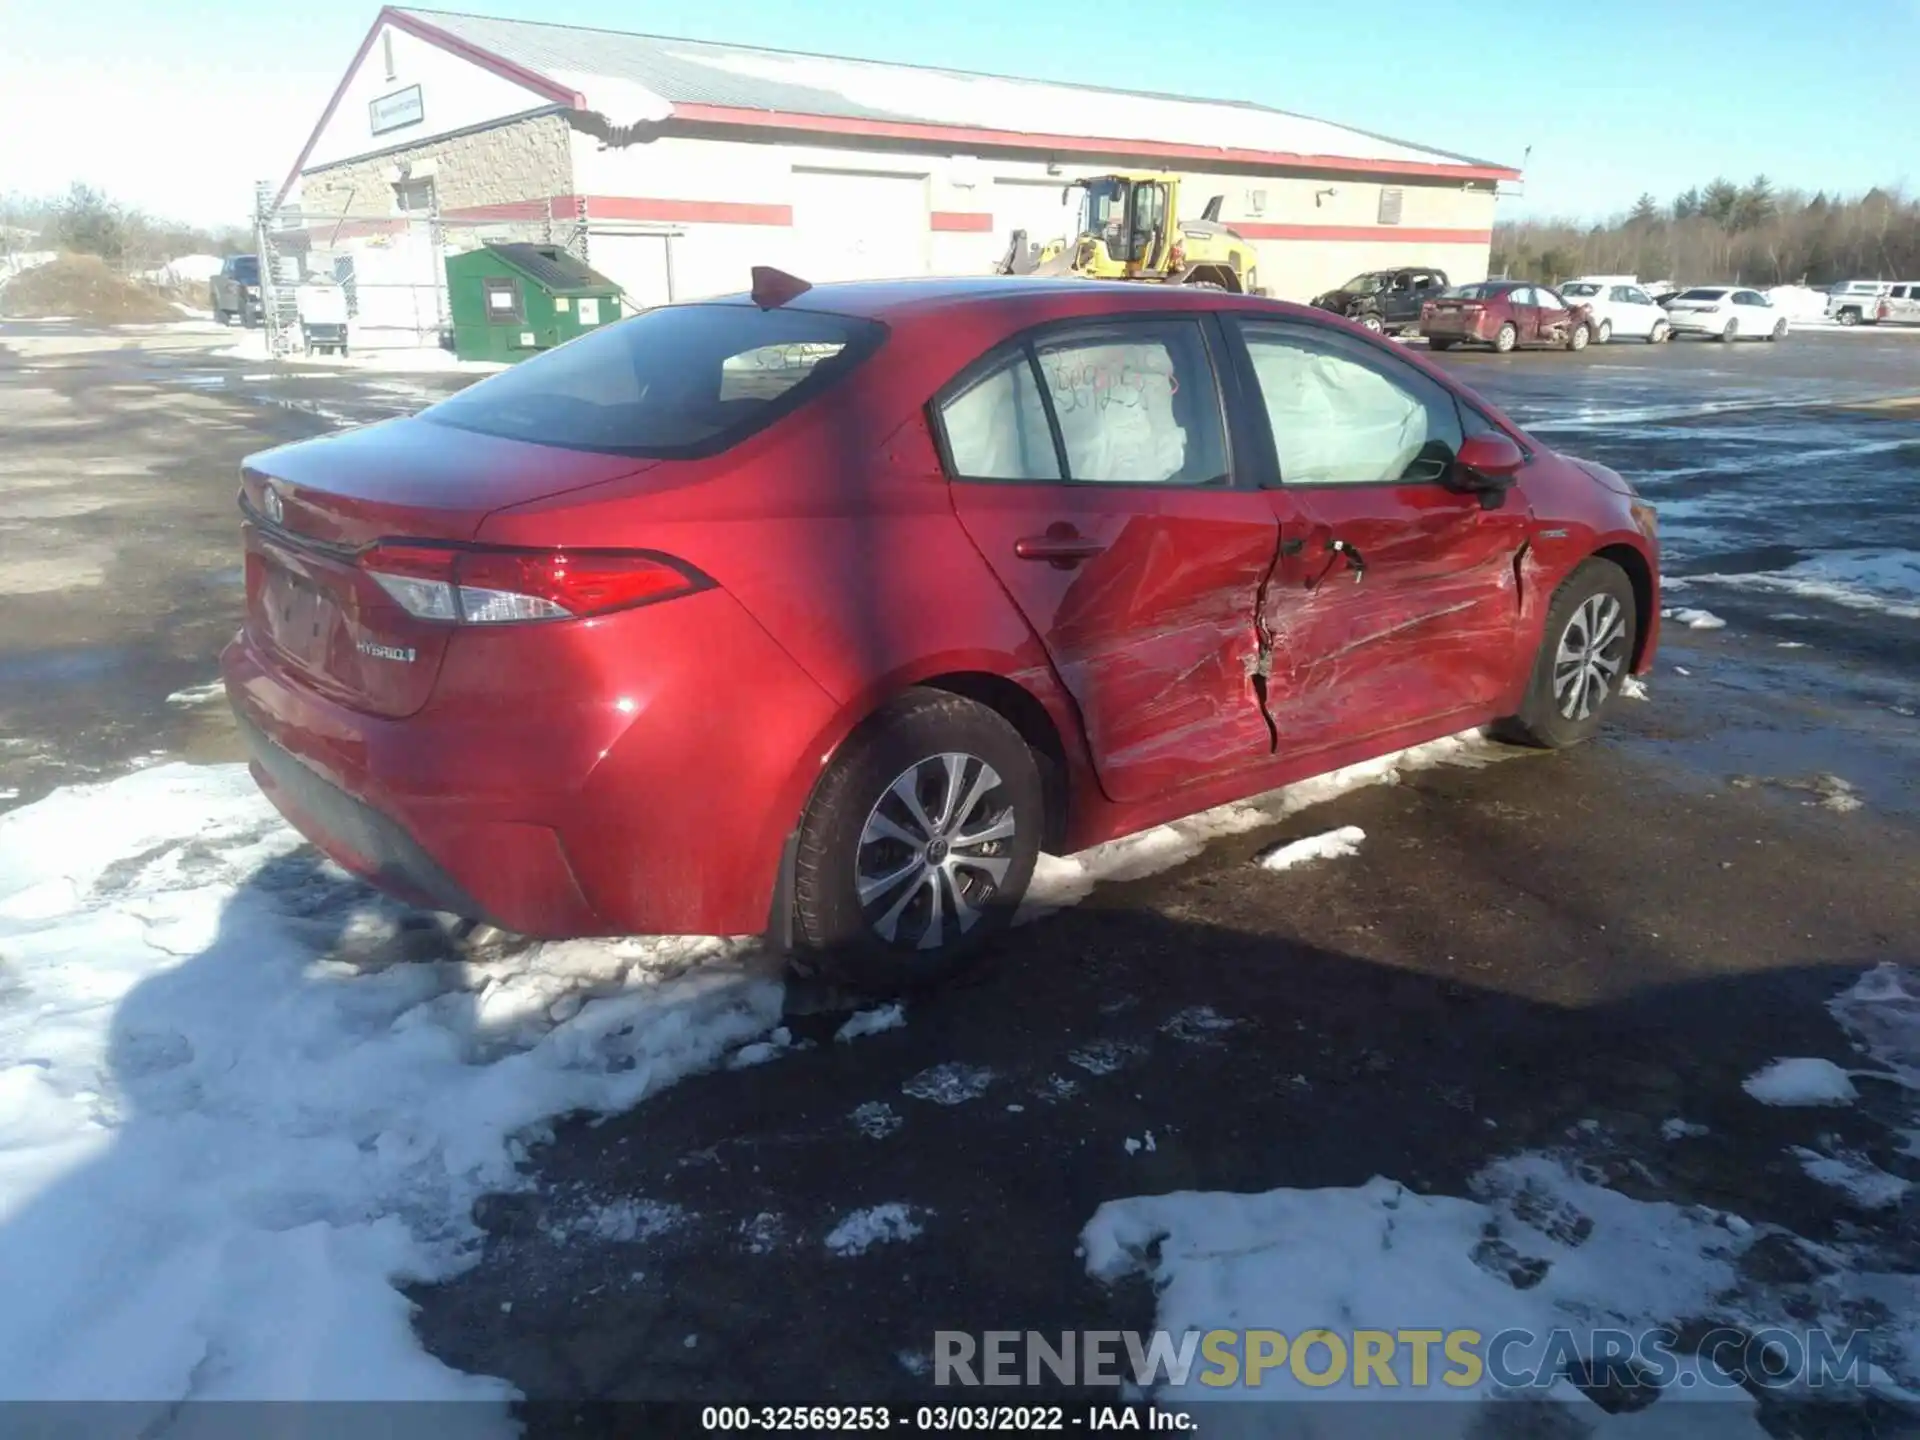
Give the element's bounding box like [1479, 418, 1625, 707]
[1420, 281, 1598, 353]
[222, 271, 1659, 989]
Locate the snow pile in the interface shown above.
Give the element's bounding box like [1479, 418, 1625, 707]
[0, 763, 781, 1404]
[1025, 730, 1495, 914]
[1741, 1056, 1858, 1107]
[824, 1203, 923, 1256]
[1693, 551, 1920, 622]
[1256, 825, 1365, 872]
[1791, 1147, 1911, 1209]
[1083, 1156, 1775, 1431]
[1620, 675, 1651, 701]
[1765, 286, 1832, 324]
[1666, 607, 1728, 630]
[143, 254, 223, 286]
[836, 1002, 905, 1043]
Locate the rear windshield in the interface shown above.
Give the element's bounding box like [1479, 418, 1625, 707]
[421, 304, 885, 457]
[1442, 283, 1509, 300]
[1559, 282, 1600, 296]
[1676, 288, 1728, 300]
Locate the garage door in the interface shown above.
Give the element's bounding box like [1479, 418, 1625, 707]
[588, 232, 673, 310]
[790, 168, 929, 282]
[992, 178, 1076, 256]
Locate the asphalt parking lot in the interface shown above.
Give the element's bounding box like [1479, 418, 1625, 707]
[2, 319, 1917, 1432]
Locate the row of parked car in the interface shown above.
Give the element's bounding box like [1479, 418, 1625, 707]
[1309, 267, 1792, 353]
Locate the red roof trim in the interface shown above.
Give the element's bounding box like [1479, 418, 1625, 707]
[1232, 223, 1494, 243]
[930, 211, 995, 233]
[586, 196, 792, 225]
[668, 102, 1521, 182]
[275, 6, 583, 209]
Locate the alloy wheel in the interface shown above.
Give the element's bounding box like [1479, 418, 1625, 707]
[1553, 593, 1628, 721]
[857, 752, 1016, 951]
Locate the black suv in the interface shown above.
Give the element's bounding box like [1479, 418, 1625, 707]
[1309, 267, 1449, 335]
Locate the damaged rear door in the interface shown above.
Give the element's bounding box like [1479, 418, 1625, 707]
[1230, 318, 1531, 751]
[937, 316, 1280, 804]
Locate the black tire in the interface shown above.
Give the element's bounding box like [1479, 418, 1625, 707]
[1497, 558, 1639, 749]
[1768, 319, 1787, 342]
[790, 688, 1042, 993]
[1837, 308, 1859, 327]
[1719, 319, 1738, 343]
[1596, 320, 1612, 343]
[1359, 313, 1385, 332]
[1428, 338, 1455, 352]
[1493, 322, 1518, 354]
[1567, 321, 1591, 352]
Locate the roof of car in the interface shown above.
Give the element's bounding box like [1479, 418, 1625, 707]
[699, 274, 1311, 322]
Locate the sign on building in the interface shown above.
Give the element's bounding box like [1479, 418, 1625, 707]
[370, 85, 424, 136]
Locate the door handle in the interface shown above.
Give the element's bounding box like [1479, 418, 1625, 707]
[1327, 537, 1367, 582]
[1014, 530, 1107, 566]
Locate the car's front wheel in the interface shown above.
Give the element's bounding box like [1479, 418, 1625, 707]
[1650, 320, 1670, 344]
[1359, 313, 1385, 333]
[1498, 558, 1638, 749]
[1769, 318, 1788, 342]
[1567, 322, 1591, 351]
[791, 689, 1043, 992]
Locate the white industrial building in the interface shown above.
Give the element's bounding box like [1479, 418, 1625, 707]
[277, 5, 1517, 338]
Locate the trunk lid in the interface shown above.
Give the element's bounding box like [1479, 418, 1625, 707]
[240, 417, 654, 718]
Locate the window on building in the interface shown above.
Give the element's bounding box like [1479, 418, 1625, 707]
[1378, 188, 1405, 225]
[394, 177, 435, 215]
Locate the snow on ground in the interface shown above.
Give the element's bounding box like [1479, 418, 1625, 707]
[0, 764, 782, 1405]
[824, 1203, 923, 1256]
[1256, 825, 1365, 872]
[1691, 551, 1920, 622]
[214, 329, 506, 375]
[836, 1002, 905, 1043]
[1791, 1146, 1912, 1209]
[1666, 607, 1728, 630]
[1023, 730, 1497, 916]
[1742, 1057, 1859, 1106]
[163, 681, 224, 708]
[1620, 675, 1651, 701]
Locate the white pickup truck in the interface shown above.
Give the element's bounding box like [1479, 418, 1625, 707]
[1825, 281, 1894, 325]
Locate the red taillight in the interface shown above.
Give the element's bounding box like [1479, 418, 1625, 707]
[361, 543, 706, 625]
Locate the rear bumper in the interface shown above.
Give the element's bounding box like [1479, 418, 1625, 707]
[222, 583, 842, 939]
[1664, 311, 1727, 334]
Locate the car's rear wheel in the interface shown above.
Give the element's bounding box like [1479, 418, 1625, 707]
[1567, 322, 1591, 352]
[1650, 320, 1670, 344]
[1498, 558, 1638, 750]
[790, 689, 1042, 993]
[1596, 320, 1613, 343]
[1494, 322, 1518, 353]
[1720, 319, 1739, 343]
[1428, 338, 1454, 352]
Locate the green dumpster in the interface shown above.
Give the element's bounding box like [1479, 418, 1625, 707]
[445, 242, 625, 363]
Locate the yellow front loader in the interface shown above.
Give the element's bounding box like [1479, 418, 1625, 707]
[996, 172, 1264, 294]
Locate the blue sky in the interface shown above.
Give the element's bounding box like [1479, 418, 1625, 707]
[2, 0, 1914, 227]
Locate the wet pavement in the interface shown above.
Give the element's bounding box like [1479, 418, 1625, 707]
[2, 320, 1919, 1425]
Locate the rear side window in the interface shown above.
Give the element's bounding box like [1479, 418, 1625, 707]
[936, 319, 1229, 486]
[421, 304, 883, 457]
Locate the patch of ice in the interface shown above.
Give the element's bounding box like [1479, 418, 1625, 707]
[0, 763, 781, 1404]
[1660, 1118, 1710, 1140]
[1668, 607, 1727, 630]
[163, 681, 225, 708]
[850, 1100, 903, 1139]
[1256, 825, 1365, 872]
[1123, 1131, 1157, 1155]
[1776, 641, 1807, 649]
[1160, 1005, 1240, 1044]
[1620, 674, 1651, 700]
[1743, 1057, 1858, 1107]
[739, 1212, 784, 1255]
[835, 1002, 905, 1043]
[1020, 729, 1495, 916]
[1066, 1039, 1145, 1076]
[901, 1062, 993, 1105]
[552, 1197, 685, 1245]
[1693, 552, 1920, 622]
[1791, 1147, 1911, 1209]
[897, 1350, 931, 1377]
[824, 1203, 923, 1256]
[728, 1026, 793, 1068]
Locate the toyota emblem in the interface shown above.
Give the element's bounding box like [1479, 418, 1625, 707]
[263, 487, 285, 525]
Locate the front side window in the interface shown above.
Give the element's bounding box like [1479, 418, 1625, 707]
[936, 320, 1229, 487]
[1536, 288, 1567, 310]
[1239, 321, 1463, 487]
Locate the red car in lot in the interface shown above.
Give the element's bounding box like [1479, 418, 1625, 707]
[223, 272, 1660, 989]
[1420, 281, 1598, 354]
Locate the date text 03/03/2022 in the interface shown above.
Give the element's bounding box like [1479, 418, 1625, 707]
[699, 1405, 1193, 1431]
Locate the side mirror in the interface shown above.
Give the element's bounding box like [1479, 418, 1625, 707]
[1452, 432, 1526, 509]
